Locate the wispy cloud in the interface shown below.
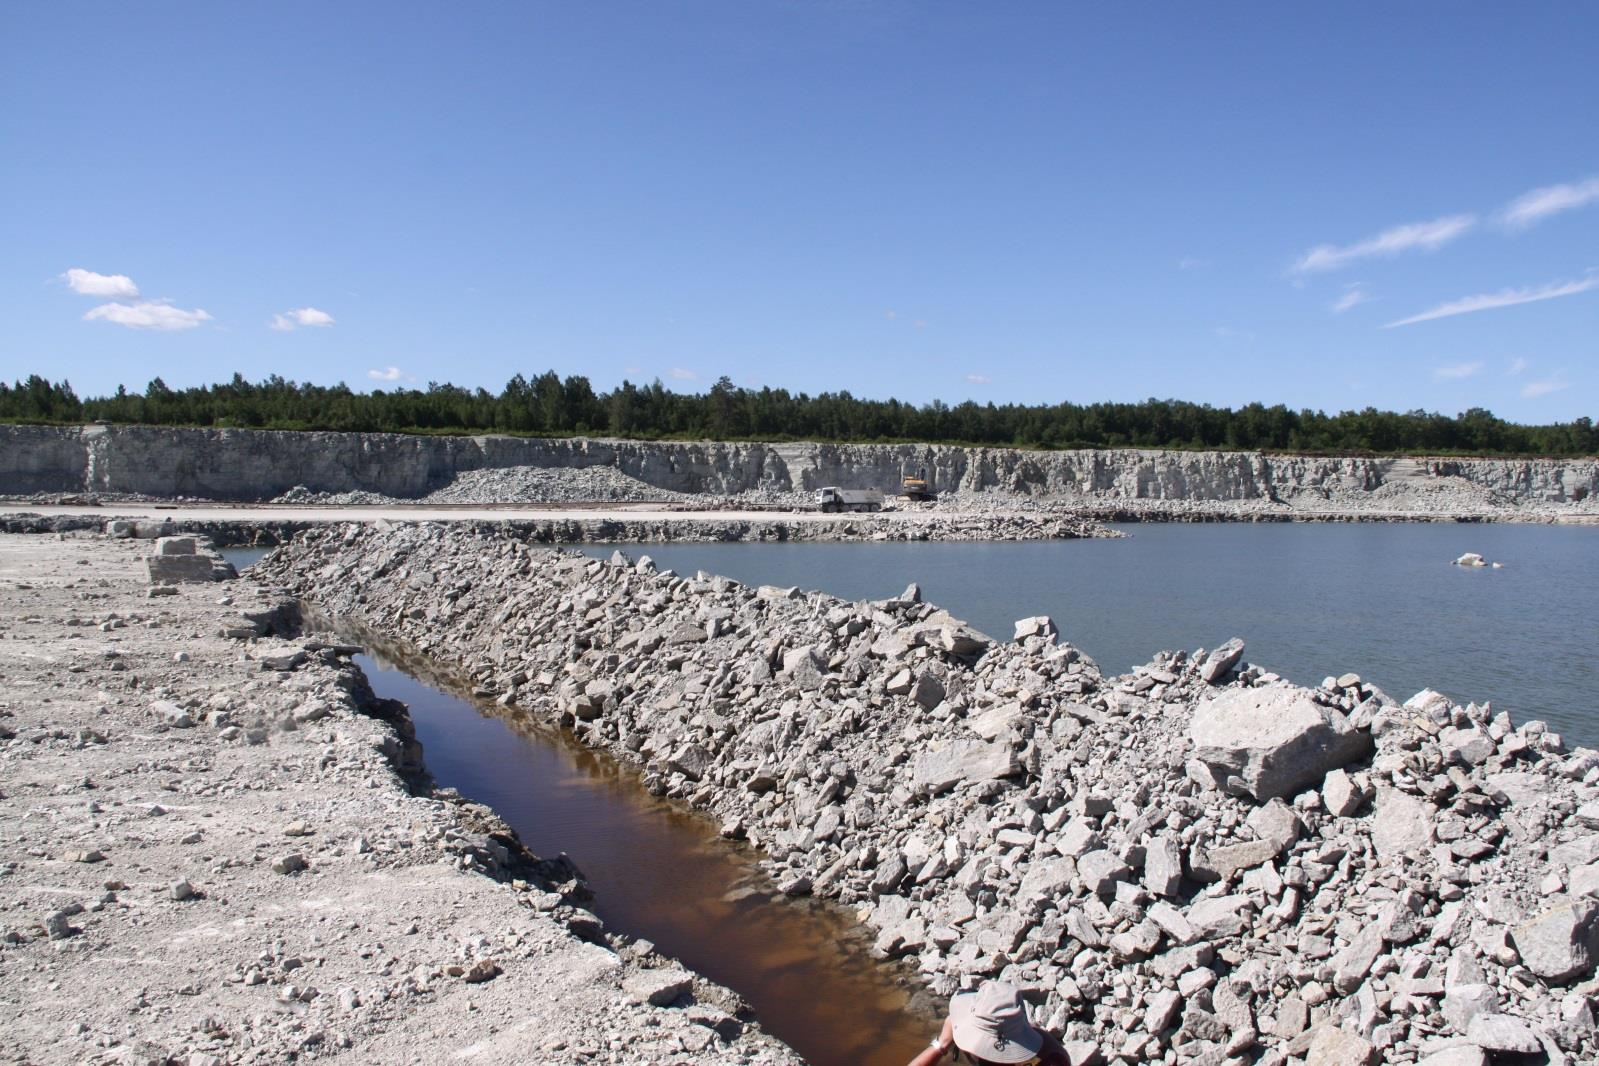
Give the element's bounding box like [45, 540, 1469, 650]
[1433, 360, 1483, 381]
[1213, 326, 1256, 343]
[1177, 256, 1208, 272]
[270, 307, 335, 331]
[1331, 284, 1372, 313]
[1522, 378, 1569, 399]
[1501, 175, 1599, 230]
[1507, 357, 1528, 376]
[61, 268, 139, 298]
[1292, 214, 1475, 274]
[965, 373, 992, 385]
[883, 309, 897, 320]
[1384, 273, 1599, 328]
[367, 366, 412, 383]
[668, 367, 697, 381]
[83, 300, 211, 331]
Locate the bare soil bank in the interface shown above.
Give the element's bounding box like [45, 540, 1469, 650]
[0, 533, 801, 1065]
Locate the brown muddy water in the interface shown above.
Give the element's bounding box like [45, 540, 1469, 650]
[348, 635, 939, 1066]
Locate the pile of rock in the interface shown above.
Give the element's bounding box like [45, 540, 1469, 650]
[273, 465, 696, 506]
[272, 485, 404, 505]
[257, 524, 1599, 1066]
[422, 464, 692, 504]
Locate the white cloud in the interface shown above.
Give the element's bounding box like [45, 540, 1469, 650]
[1177, 256, 1207, 271]
[1507, 357, 1528, 375]
[1522, 378, 1569, 399]
[668, 367, 697, 381]
[883, 309, 898, 320]
[366, 366, 409, 383]
[1433, 360, 1483, 381]
[1292, 214, 1475, 274]
[965, 373, 992, 385]
[1331, 284, 1372, 313]
[1214, 326, 1256, 343]
[271, 307, 335, 331]
[83, 300, 211, 331]
[62, 268, 139, 298]
[1501, 175, 1599, 230]
[1384, 274, 1599, 328]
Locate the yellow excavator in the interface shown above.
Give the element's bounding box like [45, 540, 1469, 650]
[899, 465, 935, 502]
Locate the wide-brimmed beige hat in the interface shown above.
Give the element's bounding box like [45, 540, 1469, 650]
[949, 982, 1043, 1063]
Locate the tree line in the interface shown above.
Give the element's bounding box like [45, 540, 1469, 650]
[1, 372, 1593, 456]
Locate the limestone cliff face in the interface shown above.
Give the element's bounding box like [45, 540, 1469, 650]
[2, 424, 1595, 504]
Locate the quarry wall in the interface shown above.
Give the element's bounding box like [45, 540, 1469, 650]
[2, 423, 1595, 504]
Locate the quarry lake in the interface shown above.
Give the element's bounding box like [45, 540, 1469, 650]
[573, 522, 1599, 748]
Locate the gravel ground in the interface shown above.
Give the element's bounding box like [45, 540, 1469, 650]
[0, 533, 800, 1065]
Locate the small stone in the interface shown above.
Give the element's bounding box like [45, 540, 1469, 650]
[624, 968, 693, 1007]
[169, 880, 196, 902]
[273, 854, 308, 875]
[463, 959, 501, 984]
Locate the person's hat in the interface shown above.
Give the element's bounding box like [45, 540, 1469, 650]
[949, 982, 1043, 1063]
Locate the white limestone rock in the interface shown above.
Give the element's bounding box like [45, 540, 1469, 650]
[1189, 683, 1373, 801]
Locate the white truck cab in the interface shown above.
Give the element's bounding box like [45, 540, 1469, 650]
[815, 487, 884, 513]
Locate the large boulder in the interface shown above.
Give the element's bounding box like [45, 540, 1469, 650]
[1189, 683, 1373, 801]
[1511, 897, 1599, 983]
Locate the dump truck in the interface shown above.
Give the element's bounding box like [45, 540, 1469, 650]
[815, 487, 884, 513]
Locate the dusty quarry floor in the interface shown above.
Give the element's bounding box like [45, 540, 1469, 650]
[0, 533, 799, 1065]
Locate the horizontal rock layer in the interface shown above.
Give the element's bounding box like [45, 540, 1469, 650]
[4, 424, 1596, 506]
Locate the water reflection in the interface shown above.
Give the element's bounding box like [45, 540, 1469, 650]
[342, 632, 938, 1066]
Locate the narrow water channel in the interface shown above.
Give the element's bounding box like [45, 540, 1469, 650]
[352, 642, 938, 1066]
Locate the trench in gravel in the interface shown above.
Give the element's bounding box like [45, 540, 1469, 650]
[325, 621, 938, 1066]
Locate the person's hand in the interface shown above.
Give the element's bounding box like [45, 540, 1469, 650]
[936, 1016, 955, 1054]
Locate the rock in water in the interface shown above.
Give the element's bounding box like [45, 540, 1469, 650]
[1188, 683, 1373, 801]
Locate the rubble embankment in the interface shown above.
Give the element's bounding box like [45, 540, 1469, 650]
[0, 532, 801, 1065]
[258, 522, 1599, 1066]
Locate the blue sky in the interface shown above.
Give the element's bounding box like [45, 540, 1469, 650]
[2, 3, 1595, 423]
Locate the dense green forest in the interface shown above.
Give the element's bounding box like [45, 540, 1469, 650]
[2, 372, 1594, 456]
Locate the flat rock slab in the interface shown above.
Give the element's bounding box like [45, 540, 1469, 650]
[912, 738, 1018, 794]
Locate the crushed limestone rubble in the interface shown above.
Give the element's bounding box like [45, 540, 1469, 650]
[256, 522, 1599, 1066]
